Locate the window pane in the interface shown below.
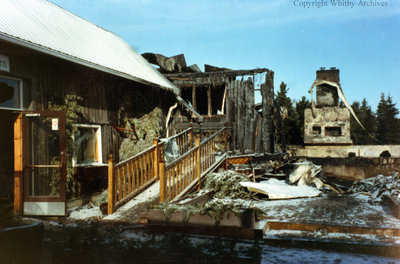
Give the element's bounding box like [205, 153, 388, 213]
[28, 117, 61, 197]
[75, 127, 100, 165]
[0, 77, 20, 109]
[29, 167, 60, 197]
[30, 117, 60, 165]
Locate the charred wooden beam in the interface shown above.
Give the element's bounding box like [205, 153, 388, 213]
[244, 79, 255, 153]
[204, 64, 231, 72]
[192, 85, 197, 114]
[165, 68, 269, 79]
[142, 53, 187, 73]
[261, 71, 274, 153]
[207, 86, 212, 116]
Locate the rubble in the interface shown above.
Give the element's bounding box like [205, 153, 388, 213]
[204, 170, 256, 200]
[240, 178, 321, 199]
[150, 170, 258, 224]
[349, 173, 400, 205]
[288, 160, 344, 193]
[289, 161, 323, 188]
[119, 107, 164, 161]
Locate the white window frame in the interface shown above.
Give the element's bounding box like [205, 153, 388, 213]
[0, 74, 23, 110]
[72, 124, 104, 167]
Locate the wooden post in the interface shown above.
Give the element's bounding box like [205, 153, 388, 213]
[107, 154, 115, 215]
[227, 81, 236, 152]
[189, 123, 193, 149]
[159, 144, 166, 202]
[14, 114, 23, 215]
[195, 134, 201, 190]
[244, 79, 255, 153]
[153, 136, 159, 180]
[192, 85, 197, 117]
[261, 71, 274, 153]
[207, 86, 212, 116]
[221, 84, 227, 115]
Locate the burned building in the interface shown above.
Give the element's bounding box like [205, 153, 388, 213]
[0, 0, 194, 216]
[143, 53, 276, 154]
[304, 68, 353, 145]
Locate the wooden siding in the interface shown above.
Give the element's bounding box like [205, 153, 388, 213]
[0, 40, 176, 199]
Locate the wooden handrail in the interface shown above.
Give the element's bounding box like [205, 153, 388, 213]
[165, 128, 225, 169]
[108, 127, 226, 213]
[170, 127, 193, 156]
[115, 144, 157, 167]
[168, 127, 192, 140]
[161, 127, 226, 202]
[108, 138, 161, 214]
[165, 145, 199, 168]
[200, 127, 225, 145]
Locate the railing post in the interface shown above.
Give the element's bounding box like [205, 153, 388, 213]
[107, 154, 115, 215]
[159, 144, 167, 202]
[153, 135, 159, 180]
[195, 134, 201, 190]
[189, 123, 193, 149]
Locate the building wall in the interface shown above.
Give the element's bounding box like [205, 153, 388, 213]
[0, 40, 173, 197]
[290, 144, 400, 158]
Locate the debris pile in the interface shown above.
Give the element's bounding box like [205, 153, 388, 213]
[349, 173, 400, 204]
[119, 107, 164, 161]
[152, 170, 257, 223]
[240, 178, 321, 200]
[204, 170, 256, 200]
[289, 161, 323, 188]
[288, 160, 343, 193]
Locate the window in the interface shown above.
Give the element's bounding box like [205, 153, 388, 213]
[312, 126, 321, 135]
[0, 75, 22, 110]
[72, 124, 103, 167]
[325, 126, 342, 137]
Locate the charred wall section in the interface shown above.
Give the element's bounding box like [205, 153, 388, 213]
[164, 68, 275, 154]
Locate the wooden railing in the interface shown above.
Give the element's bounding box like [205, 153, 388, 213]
[108, 127, 226, 214]
[169, 127, 193, 155]
[160, 127, 225, 202]
[108, 138, 161, 214]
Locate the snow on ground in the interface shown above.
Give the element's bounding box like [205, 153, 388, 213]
[67, 181, 160, 221]
[252, 193, 400, 228]
[103, 181, 160, 221]
[69, 206, 103, 220]
[264, 229, 400, 244]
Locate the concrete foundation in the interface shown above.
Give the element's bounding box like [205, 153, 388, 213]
[290, 145, 400, 180]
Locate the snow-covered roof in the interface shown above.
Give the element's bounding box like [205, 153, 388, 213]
[0, 0, 179, 95]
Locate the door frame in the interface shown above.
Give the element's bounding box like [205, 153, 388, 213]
[14, 110, 67, 215]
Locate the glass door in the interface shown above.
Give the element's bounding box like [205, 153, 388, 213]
[22, 111, 66, 216]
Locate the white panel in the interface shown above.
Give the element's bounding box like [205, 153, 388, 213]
[24, 202, 65, 216]
[0, 0, 178, 94]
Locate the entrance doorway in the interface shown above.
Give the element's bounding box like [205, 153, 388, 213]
[14, 111, 66, 216]
[0, 110, 18, 199]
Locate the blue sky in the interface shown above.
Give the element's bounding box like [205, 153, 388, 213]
[51, 0, 400, 110]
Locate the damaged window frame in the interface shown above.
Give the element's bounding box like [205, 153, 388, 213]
[0, 74, 23, 110]
[72, 124, 104, 167]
